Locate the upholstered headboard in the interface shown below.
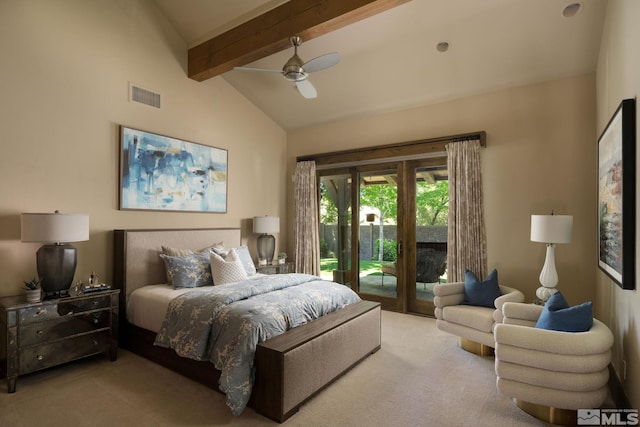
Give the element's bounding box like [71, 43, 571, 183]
[113, 228, 241, 298]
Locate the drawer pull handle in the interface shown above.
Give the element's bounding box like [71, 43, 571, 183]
[92, 340, 98, 346]
[36, 330, 43, 337]
[36, 355, 43, 361]
[93, 318, 99, 324]
[36, 310, 46, 317]
[92, 300, 99, 306]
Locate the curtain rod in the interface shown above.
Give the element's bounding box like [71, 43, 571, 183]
[297, 131, 486, 167]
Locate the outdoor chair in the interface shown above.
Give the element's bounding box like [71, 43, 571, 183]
[416, 247, 447, 289]
[381, 262, 397, 286]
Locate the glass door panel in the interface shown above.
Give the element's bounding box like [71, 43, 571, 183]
[319, 174, 352, 285]
[357, 167, 399, 309]
[408, 163, 448, 315]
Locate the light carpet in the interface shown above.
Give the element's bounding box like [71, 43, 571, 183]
[0, 310, 553, 426]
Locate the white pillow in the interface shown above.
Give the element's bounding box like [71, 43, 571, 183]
[210, 248, 248, 285]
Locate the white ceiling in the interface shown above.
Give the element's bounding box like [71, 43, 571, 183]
[154, 0, 607, 130]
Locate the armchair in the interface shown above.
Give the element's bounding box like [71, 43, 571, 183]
[494, 302, 613, 425]
[434, 282, 524, 355]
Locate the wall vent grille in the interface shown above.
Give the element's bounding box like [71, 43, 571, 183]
[129, 83, 161, 108]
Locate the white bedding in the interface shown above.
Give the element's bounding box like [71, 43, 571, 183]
[127, 274, 268, 332]
[127, 284, 190, 332]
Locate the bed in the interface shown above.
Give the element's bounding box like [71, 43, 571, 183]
[112, 228, 381, 422]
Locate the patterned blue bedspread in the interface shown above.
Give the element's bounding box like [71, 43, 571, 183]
[153, 273, 360, 415]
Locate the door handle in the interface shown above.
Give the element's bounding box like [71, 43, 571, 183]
[397, 240, 402, 256]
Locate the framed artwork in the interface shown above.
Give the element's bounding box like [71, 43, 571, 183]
[597, 98, 636, 289]
[119, 126, 228, 213]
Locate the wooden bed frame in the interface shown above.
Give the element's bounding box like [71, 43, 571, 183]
[113, 228, 381, 422]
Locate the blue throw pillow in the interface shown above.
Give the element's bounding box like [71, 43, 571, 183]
[160, 252, 213, 288]
[535, 291, 593, 332]
[463, 269, 501, 308]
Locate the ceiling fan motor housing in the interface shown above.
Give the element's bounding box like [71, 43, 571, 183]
[283, 44, 307, 81]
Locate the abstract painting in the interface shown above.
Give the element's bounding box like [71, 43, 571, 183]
[597, 99, 635, 289]
[119, 126, 227, 213]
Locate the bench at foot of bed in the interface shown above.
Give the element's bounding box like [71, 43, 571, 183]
[252, 300, 381, 422]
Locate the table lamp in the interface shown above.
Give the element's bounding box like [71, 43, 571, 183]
[21, 211, 89, 298]
[530, 212, 573, 302]
[253, 215, 279, 264]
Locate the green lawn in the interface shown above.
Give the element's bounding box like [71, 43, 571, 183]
[320, 258, 392, 277]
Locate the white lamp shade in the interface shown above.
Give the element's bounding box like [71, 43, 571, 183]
[530, 215, 573, 244]
[21, 212, 90, 243]
[253, 216, 279, 234]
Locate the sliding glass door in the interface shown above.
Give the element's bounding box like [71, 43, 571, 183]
[318, 158, 448, 316]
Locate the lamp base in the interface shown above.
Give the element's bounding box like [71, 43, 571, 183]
[536, 286, 558, 302]
[257, 234, 275, 264]
[36, 243, 77, 296]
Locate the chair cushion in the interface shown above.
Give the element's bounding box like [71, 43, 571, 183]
[463, 269, 501, 308]
[441, 305, 495, 333]
[535, 291, 593, 332]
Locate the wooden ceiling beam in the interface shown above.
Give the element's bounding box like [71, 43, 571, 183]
[188, 0, 410, 82]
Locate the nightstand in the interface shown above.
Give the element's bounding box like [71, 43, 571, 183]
[0, 289, 119, 393]
[256, 262, 293, 275]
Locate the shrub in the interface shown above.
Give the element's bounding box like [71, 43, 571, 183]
[320, 238, 330, 258]
[374, 239, 397, 262]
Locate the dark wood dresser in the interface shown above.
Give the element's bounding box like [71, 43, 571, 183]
[0, 290, 119, 392]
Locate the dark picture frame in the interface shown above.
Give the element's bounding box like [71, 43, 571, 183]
[119, 126, 228, 213]
[597, 98, 636, 289]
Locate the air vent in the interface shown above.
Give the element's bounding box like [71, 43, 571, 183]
[129, 83, 161, 108]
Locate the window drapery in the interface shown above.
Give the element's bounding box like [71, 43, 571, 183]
[446, 139, 487, 282]
[294, 161, 321, 275]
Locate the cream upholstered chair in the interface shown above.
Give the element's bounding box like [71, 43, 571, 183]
[494, 302, 613, 426]
[433, 281, 524, 355]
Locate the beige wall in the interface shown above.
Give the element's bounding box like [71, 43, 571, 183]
[0, 0, 287, 297]
[289, 74, 597, 308]
[596, 0, 640, 409]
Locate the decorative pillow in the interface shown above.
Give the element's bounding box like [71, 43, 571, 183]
[463, 269, 501, 308]
[161, 241, 225, 257]
[213, 245, 256, 276]
[234, 245, 257, 276]
[159, 252, 213, 289]
[535, 291, 593, 332]
[210, 249, 248, 285]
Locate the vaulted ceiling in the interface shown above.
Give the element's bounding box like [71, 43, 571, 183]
[154, 0, 607, 130]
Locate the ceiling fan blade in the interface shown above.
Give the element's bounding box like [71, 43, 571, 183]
[233, 66, 282, 74]
[296, 79, 317, 99]
[303, 52, 340, 73]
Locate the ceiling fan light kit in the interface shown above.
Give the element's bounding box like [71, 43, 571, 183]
[234, 36, 340, 99]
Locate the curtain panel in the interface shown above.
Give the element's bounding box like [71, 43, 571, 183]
[446, 139, 487, 282]
[293, 161, 321, 275]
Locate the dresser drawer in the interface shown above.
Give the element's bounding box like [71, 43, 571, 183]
[18, 332, 110, 374]
[19, 310, 111, 347]
[19, 296, 112, 325]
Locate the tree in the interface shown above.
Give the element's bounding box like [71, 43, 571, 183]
[416, 181, 448, 225]
[319, 181, 338, 224]
[360, 182, 397, 261]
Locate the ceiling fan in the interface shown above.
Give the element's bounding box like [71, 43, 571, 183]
[234, 36, 340, 99]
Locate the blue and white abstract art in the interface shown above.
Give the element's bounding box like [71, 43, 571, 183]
[120, 126, 227, 213]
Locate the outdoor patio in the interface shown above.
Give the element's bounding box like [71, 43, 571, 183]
[320, 272, 438, 301]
